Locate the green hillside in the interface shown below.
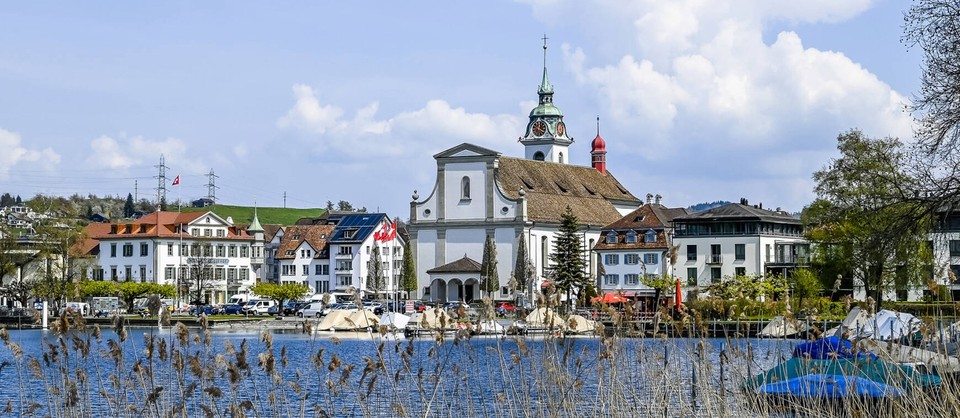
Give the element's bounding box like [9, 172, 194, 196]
[181, 205, 325, 226]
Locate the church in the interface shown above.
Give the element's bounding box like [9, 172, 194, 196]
[407, 42, 642, 304]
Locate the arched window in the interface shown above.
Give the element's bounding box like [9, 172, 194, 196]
[626, 231, 637, 243]
[606, 231, 617, 244]
[558, 152, 564, 164]
[533, 151, 545, 161]
[645, 229, 657, 243]
[461, 176, 471, 200]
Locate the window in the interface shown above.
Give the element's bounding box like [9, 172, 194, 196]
[285, 250, 295, 256]
[204, 228, 212, 237]
[110, 266, 118, 280]
[216, 245, 225, 257]
[424, 286, 431, 296]
[338, 276, 352, 287]
[229, 246, 237, 257]
[604, 254, 619, 265]
[625, 274, 639, 285]
[167, 243, 173, 256]
[383, 247, 390, 256]
[533, 151, 545, 161]
[192, 228, 200, 237]
[711, 267, 722, 283]
[214, 268, 224, 281]
[735, 267, 746, 277]
[337, 260, 353, 271]
[317, 280, 329, 293]
[203, 245, 213, 257]
[240, 246, 249, 257]
[180, 244, 188, 256]
[239, 269, 248, 281]
[461, 176, 471, 200]
[951, 240, 960, 256]
[165, 266, 176, 282]
[227, 268, 236, 281]
[735, 244, 746, 260]
[110, 243, 117, 257]
[686, 268, 697, 285]
[686, 245, 696, 261]
[645, 230, 656, 243]
[625, 231, 637, 243]
[501, 286, 510, 296]
[122, 243, 133, 257]
[315, 264, 323, 275]
[710, 244, 721, 263]
[302, 265, 309, 276]
[605, 231, 617, 244]
[624, 254, 640, 265]
[604, 274, 619, 286]
[282, 265, 293, 276]
[139, 265, 147, 281]
[216, 229, 224, 237]
[558, 152, 564, 164]
[338, 246, 353, 255]
[643, 253, 658, 265]
[344, 230, 356, 239]
[124, 266, 132, 280]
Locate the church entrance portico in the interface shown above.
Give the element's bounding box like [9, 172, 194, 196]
[463, 278, 480, 302]
[447, 278, 463, 302]
[425, 255, 483, 303]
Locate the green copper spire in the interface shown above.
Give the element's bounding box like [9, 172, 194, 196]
[538, 34, 553, 95]
[248, 205, 263, 232]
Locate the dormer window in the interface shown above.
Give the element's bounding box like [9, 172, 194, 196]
[461, 176, 471, 200]
[605, 231, 617, 244]
[645, 229, 657, 243]
[344, 230, 356, 239]
[626, 231, 637, 243]
[292, 234, 301, 240]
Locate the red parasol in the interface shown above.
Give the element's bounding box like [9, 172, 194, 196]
[590, 292, 628, 304]
[675, 278, 683, 307]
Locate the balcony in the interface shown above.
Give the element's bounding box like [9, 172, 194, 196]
[706, 254, 722, 264]
[335, 253, 353, 259]
[767, 254, 810, 266]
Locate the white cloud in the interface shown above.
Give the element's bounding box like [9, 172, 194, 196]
[276, 85, 523, 157]
[0, 128, 61, 176]
[85, 134, 204, 173]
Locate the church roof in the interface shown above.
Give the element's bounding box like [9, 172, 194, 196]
[426, 256, 481, 274]
[497, 157, 641, 226]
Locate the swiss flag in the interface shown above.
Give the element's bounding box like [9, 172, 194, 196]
[375, 221, 396, 242]
[171, 175, 180, 186]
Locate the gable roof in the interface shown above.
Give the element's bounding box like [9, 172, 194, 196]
[674, 203, 800, 224]
[426, 256, 481, 274]
[275, 224, 336, 260]
[496, 157, 641, 226]
[601, 204, 689, 231]
[328, 213, 390, 243]
[80, 210, 254, 255]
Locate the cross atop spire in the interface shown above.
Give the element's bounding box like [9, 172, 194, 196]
[596, 115, 600, 136]
[539, 34, 553, 96]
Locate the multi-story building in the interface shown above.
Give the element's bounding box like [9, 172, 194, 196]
[82, 210, 261, 304]
[408, 42, 641, 304]
[277, 212, 405, 299]
[593, 198, 688, 302]
[672, 199, 809, 288]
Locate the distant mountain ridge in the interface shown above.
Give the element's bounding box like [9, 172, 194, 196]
[687, 200, 732, 212]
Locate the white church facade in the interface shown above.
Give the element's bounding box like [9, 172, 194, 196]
[407, 42, 642, 304]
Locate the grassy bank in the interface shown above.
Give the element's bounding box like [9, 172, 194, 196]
[181, 204, 325, 226]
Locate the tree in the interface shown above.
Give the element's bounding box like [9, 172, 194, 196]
[513, 235, 532, 296]
[0, 228, 41, 308]
[337, 200, 354, 211]
[0, 193, 14, 207]
[791, 269, 823, 314]
[550, 207, 588, 312]
[480, 235, 499, 298]
[399, 240, 417, 297]
[249, 282, 309, 315]
[78, 280, 118, 298]
[123, 193, 135, 218]
[325, 200, 335, 211]
[183, 244, 223, 308]
[32, 222, 89, 310]
[367, 245, 386, 300]
[640, 274, 673, 310]
[807, 130, 930, 310]
[904, 0, 960, 152]
[117, 282, 175, 312]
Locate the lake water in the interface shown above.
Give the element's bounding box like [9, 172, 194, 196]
[0, 326, 800, 417]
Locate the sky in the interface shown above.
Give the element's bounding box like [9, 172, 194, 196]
[0, 0, 921, 217]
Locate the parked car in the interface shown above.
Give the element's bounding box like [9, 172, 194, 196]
[283, 301, 307, 316]
[266, 304, 281, 316]
[190, 305, 221, 316]
[496, 302, 516, 312]
[321, 302, 359, 316]
[297, 302, 326, 318]
[240, 300, 276, 315]
[362, 301, 384, 315]
[222, 303, 244, 315]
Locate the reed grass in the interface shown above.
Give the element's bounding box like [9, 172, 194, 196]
[0, 306, 958, 417]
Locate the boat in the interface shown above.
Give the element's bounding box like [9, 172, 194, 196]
[758, 315, 808, 338]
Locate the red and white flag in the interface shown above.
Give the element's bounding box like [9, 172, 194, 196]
[171, 175, 180, 186]
[375, 221, 396, 242]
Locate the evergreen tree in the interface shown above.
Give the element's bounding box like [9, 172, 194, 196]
[513, 235, 530, 294]
[0, 193, 13, 207]
[551, 206, 587, 312]
[480, 235, 499, 297]
[400, 240, 417, 297]
[367, 245, 386, 299]
[15, 195, 21, 205]
[124, 193, 135, 218]
[160, 196, 168, 211]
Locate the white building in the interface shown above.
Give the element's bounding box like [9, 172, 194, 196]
[593, 199, 688, 302]
[408, 43, 641, 303]
[277, 213, 405, 299]
[672, 200, 809, 288]
[82, 210, 261, 304]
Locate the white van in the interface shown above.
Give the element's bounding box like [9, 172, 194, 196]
[240, 300, 275, 315]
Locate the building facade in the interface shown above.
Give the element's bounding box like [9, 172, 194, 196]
[672, 200, 809, 288]
[408, 43, 641, 304]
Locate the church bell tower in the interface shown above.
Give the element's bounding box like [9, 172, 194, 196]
[519, 36, 572, 164]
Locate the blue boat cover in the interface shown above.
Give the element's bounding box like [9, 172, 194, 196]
[757, 374, 904, 398]
[792, 336, 875, 360]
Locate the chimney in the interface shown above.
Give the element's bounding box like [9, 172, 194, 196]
[740, 197, 748, 205]
[646, 193, 653, 204]
[655, 194, 662, 205]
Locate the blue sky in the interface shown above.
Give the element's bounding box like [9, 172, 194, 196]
[0, 0, 920, 217]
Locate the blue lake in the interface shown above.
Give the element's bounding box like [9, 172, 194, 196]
[0, 326, 798, 417]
